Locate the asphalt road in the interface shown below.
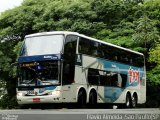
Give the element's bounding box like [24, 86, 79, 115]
[0, 109, 160, 120]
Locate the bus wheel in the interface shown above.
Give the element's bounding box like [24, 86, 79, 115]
[125, 93, 132, 108]
[77, 90, 86, 108]
[89, 91, 97, 106]
[131, 94, 137, 108]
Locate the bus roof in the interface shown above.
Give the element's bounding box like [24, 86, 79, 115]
[25, 31, 143, 56]
[25, 31, 79, 38]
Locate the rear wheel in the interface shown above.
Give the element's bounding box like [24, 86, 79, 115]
[125, 93, 132, 108]
[131, 94, 137, 108]
[89, 91, 97, 108]
[89, 92, 97, 105]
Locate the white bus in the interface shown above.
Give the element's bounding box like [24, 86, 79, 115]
[16, 31, 146, 108]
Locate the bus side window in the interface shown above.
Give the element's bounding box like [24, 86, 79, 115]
[78, 37, 90, 55]
[99, 71, 111, 86]
[117, 74, 122, 87]
[110, 73, 118, 87]
[88, 68, 99, 85]
[121, 74, 127, 87]
[109, 73, 127, 87]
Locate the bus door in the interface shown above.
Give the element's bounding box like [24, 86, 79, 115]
[61, 63, 75, 102]
[62, 35, 78, 102]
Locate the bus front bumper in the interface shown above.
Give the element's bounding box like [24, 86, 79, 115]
[17, 95, 61, 104]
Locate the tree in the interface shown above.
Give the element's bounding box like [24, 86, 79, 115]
[0, 0, 160, 108]
[132, 15, 160, 52]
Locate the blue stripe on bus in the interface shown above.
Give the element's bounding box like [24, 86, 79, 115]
[39, 86, 57, 93]
[98, 59, 144, 74]
[98, 59, 144, 87]
[97, 58, 145, 103]
[44, 86, 56, 90]
[18, 54, 62, 63]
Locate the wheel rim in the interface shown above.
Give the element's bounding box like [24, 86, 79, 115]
[126, 94, 131, 108]
[132, 96, 137, 108]
[90, 93, 94, 104]
[78, 91, 85, 105]
[89, 92, 97, 105]
[132, 97, 135, 106]
[126, 97, 130, 107]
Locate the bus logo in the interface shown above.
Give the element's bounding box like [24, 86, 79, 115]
[43, 55, 57, 59]
[128, 68, 140, 85]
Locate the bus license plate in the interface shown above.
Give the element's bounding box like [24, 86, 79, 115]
[27, 91, 34, 95]
[33, 98, 40, 102]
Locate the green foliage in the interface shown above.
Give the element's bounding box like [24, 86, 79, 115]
[0, 95, 18, 109]
[132, 15, 160, 49]
[0, 0, 160, 108]
[149, 44, 160, 64]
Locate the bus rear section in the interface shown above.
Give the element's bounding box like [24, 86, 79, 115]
[75, 54, 146, 108]
[74, 36, 146, 108]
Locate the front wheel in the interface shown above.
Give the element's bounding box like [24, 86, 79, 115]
[77, 90, 86, 108]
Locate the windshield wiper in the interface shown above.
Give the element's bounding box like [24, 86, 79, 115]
[22, 79, 35, 86]
[21, 81, 31, 86]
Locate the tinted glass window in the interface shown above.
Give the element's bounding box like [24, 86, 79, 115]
[121, 74, 127, 87]
[88, 68, 99, 85]
[100, 43, 144, 67]
[79, 37, 144, 67]
[63, 35, 77, 84]
[99, 71, 111, 86]
[102, 72, 126, 87]
[87, 69, 127, 87]
[79, 37, 102, 57]
[78, 37, 90, 55]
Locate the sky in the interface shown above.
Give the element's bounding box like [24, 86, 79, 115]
[0, 0, 23, 13]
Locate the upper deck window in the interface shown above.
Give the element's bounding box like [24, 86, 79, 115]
[21, 35, 64, 56]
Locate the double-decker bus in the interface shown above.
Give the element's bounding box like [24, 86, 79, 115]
[16, 31, 146, 108]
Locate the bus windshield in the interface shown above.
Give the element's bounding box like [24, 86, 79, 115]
[21, 35, 64, 56]
[18, 61, 60, 86]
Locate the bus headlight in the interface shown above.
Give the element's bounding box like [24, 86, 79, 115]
[17, 92, 24, 96]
